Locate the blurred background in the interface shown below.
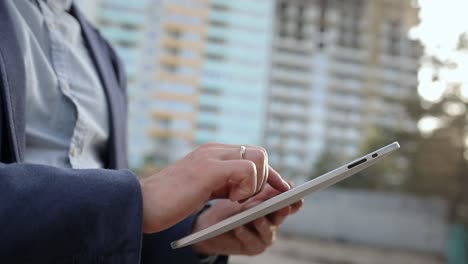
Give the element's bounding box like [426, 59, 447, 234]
[75, 0, 467, 263]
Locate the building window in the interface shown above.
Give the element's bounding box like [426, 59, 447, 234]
[388, 20, 401, 56]
[199, 103, 219, 114]
[337, 0, 363, 49]
[197, 122, 217, 132]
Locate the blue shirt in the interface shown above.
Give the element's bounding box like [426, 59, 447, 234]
[9, 0, 110, 169]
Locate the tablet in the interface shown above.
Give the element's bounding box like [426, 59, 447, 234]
[171, 142, 400, 249]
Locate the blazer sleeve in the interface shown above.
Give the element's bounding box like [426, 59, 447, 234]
[141, 215, 202, 264]
[0, 162, 143, 263]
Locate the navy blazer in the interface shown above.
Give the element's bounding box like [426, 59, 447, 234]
[0, 2, 213, 263]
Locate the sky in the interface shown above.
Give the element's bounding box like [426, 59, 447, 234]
[411, 0, 468, 140]
[411, 0, 468, 104]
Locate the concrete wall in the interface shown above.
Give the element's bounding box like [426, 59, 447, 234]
[281, 189, 449, 254]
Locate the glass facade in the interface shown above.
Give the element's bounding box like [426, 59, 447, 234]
[197, 0, 274, 145]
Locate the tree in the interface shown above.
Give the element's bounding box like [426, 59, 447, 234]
[310, 125, 418, 191]
[406, 32, 468, 225]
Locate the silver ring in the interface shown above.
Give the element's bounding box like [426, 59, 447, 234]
[240, 145, 246, 159]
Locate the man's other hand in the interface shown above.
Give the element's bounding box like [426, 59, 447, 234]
[192, 183, 303, 256]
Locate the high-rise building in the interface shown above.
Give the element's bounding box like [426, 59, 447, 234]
[150, 0, 275, 163]
[195, 0, 274, 145]
[265, 0, 420, 179]
[150, 0, 209, 164]
[76, 0, 420, 176]
[77, 0, 275, 167]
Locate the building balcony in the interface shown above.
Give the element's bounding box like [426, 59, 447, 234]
[271, 68, 312, 87]
[269, 101, 308, 113]
[149, 127, 194, 141]
[161, 38, 203, 51]
[156, 72, 199, 86]
[274, 38, 314, 55]
[269, 85, 310, 104]
[326, 111, 363, 127]
[266, 143, 308, 159]
[152, 110, 196, 121]
[165, 3, 209, 18]
[329, 61, 365, 76]
[267, 107, 309, 124]
[380, 55, 420, 73]
[159, 54, 202, 68]
[153, 92, 198, 103]
[327, 95, 362, 109]
[328, 78, 363, 93]
[273, 52, 312, 70]
[329, 46, 367, 62]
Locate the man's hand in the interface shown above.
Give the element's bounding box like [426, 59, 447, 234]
[139, 143, 291, 233]
[192, 183, 303, 256]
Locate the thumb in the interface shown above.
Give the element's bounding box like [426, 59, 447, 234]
[206, 159, 258, 201]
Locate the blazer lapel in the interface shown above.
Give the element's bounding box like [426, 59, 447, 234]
[71, 5, 128, 169]
[0, 1, 27, 162]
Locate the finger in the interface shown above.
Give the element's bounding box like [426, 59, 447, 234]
[207, 159, 257, 201]
[253, 218, 276, 246]
[291, 199, 304, 214]
[239, 182, 282, 204]
[234, 226, 267, 256]
[269, 206, 291, 226]
[212, 145, 288, 194]
[248, 146, 268, 194]
[254, 147, 269, 195]
[248, 184, 280, 203]
[267, 165, 290, 192]
[218, 146, 267, 193]
[193, 229, 246, 256]
[244, 145, 272, 194]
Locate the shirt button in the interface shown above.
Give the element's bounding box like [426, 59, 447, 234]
[70, 147, 78, 157]
[47, 21, 56, 30]
[62, 82, 70, 93]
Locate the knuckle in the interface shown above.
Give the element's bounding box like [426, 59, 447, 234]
[195, 148, 213, 160]
[258, 146, 268, 158]
[243, 161, 257, 176]
[200, 142, 220, 149]
[196, 157, 216, 172]
[251, 150, 266, 166]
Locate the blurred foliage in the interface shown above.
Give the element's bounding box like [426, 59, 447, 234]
[311, 126, 416, 192]
[312, 34, 468, 225]
[410, 33, 468, 225]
